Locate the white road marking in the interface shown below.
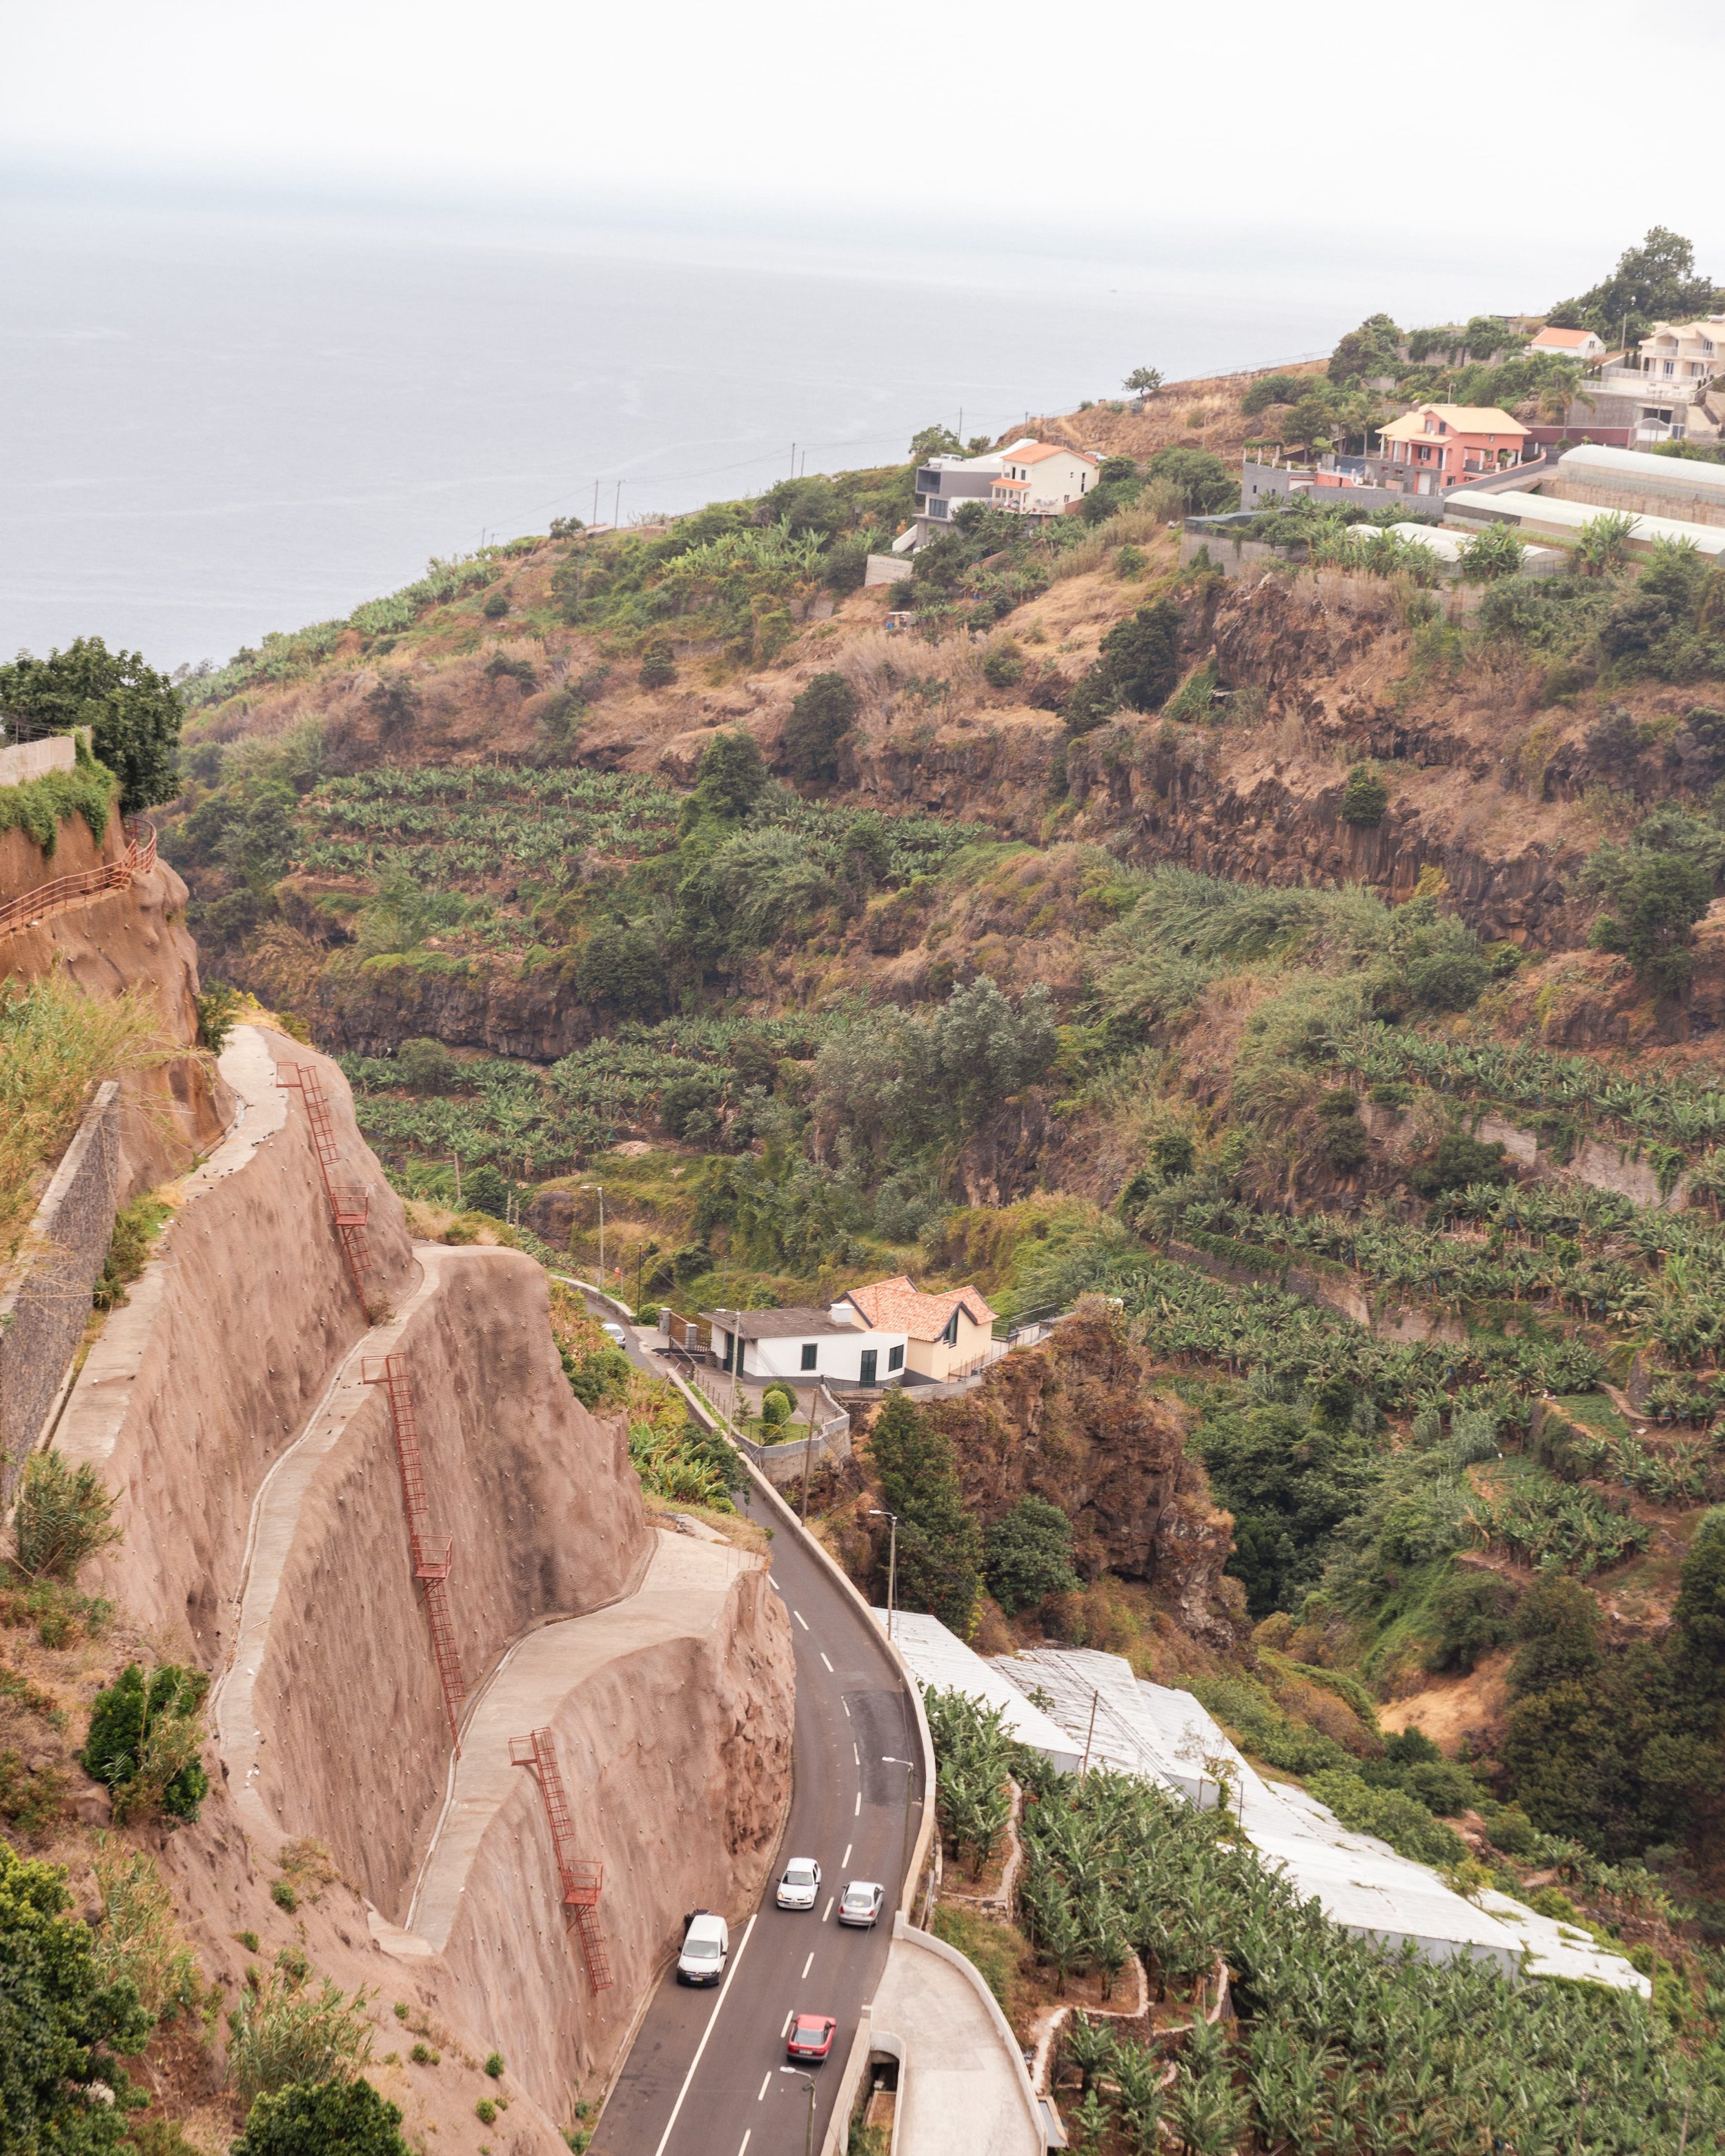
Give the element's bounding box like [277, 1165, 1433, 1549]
[801, 1951, 814, 1979]
[842, 1843, 851, 1866]
[822, 1897, 834, 1922]
[820, 1651, 834, 1672]
[769, 1576, 780, 1591]
[852, 1744, 859, 1764]
[854, 1790, 860, 1816]
[781, 2010, 795, 2038]
[793, 1610, 809, 1631]
[738, 2136, 751, 2156]
[650, 1914, 758, 2156]
[756, 2073, 771, 2101]
[842, 1697, 851, 1717]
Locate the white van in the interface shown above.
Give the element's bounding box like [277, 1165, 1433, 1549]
[677, 1910, 729, 1985]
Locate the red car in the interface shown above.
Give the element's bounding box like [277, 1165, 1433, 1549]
[787, 2013, 837, 2063]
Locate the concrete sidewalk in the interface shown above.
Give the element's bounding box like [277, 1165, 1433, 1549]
[868, 1917, 1043, 2156]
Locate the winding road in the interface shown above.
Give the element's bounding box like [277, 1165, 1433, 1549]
[578, 1294, 924, 2156]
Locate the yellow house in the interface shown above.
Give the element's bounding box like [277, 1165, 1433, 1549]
[831, 1276, 999, 1384]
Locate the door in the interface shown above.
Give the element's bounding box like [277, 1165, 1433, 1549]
[860, 1349, 878, 1386]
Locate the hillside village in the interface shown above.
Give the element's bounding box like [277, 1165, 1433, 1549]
[6, 224, 1725, 2155]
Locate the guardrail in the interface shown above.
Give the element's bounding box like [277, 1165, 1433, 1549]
[0, 820, 157, 940]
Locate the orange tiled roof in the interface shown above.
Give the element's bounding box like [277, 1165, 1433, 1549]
[1530, 326, 1595, 348]
[840, 1275, 997, 1341]
[1379, 404, 1528, 442]
[1009, 442, 1101, 467]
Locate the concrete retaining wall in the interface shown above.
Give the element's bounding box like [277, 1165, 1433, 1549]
[0, 734, 77, 787]
[0, 1079, 121, 1501]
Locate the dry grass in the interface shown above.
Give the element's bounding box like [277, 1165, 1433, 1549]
[0, 972, 175, 1268]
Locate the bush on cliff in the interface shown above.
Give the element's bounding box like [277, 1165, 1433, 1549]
[81, 1662, 210, 1823]
[867, 1392, 982, 1634]
[231, 2077, 408, 2156]
[1063, 602, 1181, 736]
[983, 1496, 1079, 1616]
[0, 636, 184, 812]
[10, 1449, 120, 1582]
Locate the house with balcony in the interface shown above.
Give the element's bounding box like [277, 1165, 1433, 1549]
[1363, 405, 1530, 498]
[830, 1276, 1001, 1384]
[900, 437, 1097, 550]
[1584, 317, 1725, 443]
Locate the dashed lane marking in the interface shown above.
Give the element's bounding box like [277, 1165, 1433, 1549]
[801, 1951, 814, 1979]
[781, 2010, 795, 2038]
[854, 1790, 860, 1817]
[757, 2073, 771, 2101]
[793, 1610, 809, 1631]
[842, 1844, 851, 1866]
[738, 2135, 751, 2156]
[650, 1913, 758, 2156]
[820, 1652, 834, 1672]
[822, 1897, 834, 1922]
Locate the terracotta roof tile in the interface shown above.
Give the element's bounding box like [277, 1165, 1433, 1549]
[838, 1275, 997, 1341]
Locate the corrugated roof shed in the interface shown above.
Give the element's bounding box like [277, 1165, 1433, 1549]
[871, 1610, 1083, 1771]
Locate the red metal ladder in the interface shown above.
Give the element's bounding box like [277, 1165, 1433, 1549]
[363, 1355, 464, 1752]
[280, 1064, 385, 1317]
[510, 1728, 613, 1992]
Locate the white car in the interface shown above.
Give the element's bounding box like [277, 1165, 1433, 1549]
[601, 1321, 630, 1347]
[677, 1910, 729, 1984]
[776, 1857, 821, 1911]
[836, 1880, 885, 1928]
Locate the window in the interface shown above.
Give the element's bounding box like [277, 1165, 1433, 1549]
[887, 1344, 904, 1372]
[800, 1343, 818, 1372]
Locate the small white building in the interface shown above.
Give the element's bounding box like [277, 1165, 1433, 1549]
[701, 1306, 907, 1387]
[1634, 314, 1724, 389]
[989, 443, 1101, 519]
[1525, 324, 1607, 362]
[831, 1276, 1001, 1383]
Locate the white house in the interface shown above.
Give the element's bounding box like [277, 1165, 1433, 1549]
[701, 1307, 907, 1387]
[1525, 324, 1607, 362]
[989, 442, 1101, 518]
[830, 1276, 1000, 1383]
[1634, 315, 1724, 388]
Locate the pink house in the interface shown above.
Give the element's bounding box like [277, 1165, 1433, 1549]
[1366, 404, 1530, 497]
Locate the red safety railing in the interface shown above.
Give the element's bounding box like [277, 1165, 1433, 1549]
[0, 820, 157, 940]
[364, 1355, 465, 1751]
[510, 1728, 613, 1991]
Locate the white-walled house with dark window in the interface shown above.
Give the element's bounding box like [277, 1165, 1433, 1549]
[700, 1307, 907, 1387]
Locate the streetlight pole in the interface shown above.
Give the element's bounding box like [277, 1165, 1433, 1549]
[883, 1754, 917, 1899]
[780, 2066, 816, 2156]
[868, 1509, 898, 1640]
[580, 1183, 605, 1294]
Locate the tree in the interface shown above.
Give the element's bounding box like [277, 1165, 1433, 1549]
[868, 1392, 982, 1634]
[1065, 602, 1181, 735]
[681, 729, 767, 830]
[1507, 1576, 1601, 1698]
[1571, 510, 1638, 578]
[1123, 366, 1163, 395]
[638, 640, 676, 689]
[908, 424, 962, 461]
[81, 1662, 209, 1821]
[1145, 447, 1238, 515]
[0, 637, 184, 811]
[984, 1496, 1079, 1615]
[782, 671, 858, 785]
[1548, 226, 1720, 343]
[0, 1837, 152, 2153]
[1340, 764, 1388, 824]
[231, 2079, 411, 2156]
[575, 923, 669, 1016]
[1328, 313, 1401, 385]
[1587, 850, 1714, 992]
[1669, 1506, 1725, 1705]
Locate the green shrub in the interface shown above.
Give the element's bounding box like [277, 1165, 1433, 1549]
[984, 1496, 1079, 1615]
[0, 636, 183, 811]
[11, 1450, 120, 1581]
[482, 590, 510, 619]
[981, 643, 1024, 688]
[484, 2051, 505, 2078]
[81, 1662, 209, 1823]
[231, 2077, 408, 2156]
[638, 641, 676, 689]
[760, 1386, 794, 1427]
[228, 1975, 377, 2105]
[1064, 602, 1181, 735]
[271, 1881, 297, 1914]
[782, 671, 858, 784]
[1307, 1769, 1469, 1866]
[1341, 764, 1389, 824]
[1410, 1133, 1509, 1200]
[93, 1191, 172, 1314]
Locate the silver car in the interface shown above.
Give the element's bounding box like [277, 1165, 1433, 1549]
[776, 1857, 821, 1911]
[837, 1880, 885, 1928]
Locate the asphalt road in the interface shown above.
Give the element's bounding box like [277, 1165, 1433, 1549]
[589, 1458, 923, 2156]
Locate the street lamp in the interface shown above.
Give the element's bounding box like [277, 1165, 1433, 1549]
[780, 2066, 816, 2156]
[578, 1183, 605, 1296]
[883, 1754, 918, 1898]
[868, 1509, 898, 1640]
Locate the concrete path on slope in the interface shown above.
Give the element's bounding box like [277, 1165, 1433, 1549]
[871, 1918, 1044, 2156]
[209, 1243, 437, 1848]
[406, 1527, 753, 1946]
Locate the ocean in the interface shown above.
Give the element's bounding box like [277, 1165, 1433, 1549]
[1, 186, 1554, 672]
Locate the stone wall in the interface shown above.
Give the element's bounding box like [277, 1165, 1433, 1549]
[0, 734, 77, 787]
[0, 1080, 121, 1501]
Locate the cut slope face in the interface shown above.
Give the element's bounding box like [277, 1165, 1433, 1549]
[55, 1024, 791, 2122]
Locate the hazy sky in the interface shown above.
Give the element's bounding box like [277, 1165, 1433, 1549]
[7, 0, 1723, 273]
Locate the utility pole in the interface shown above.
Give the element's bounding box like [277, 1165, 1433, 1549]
[613, 480, 623, 528]
[789, 442, 796, 477]
[883, 1756, 917, 1895]
[1081, 1686, 1100, 1776]
[591, 479, 600, 528]
[580, 1183, 604, 1289]
[802, 1416, 815, 1523]
[780, 2068, 816, 2156]
[453, 1152, 462, 1209]
[869, 1508, 899, 1639]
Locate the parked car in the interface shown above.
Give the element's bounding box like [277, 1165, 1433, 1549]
[836, 1881, 885, 1928]
[787, 2013, 838, 2062]
[776, 1857, 821, 1910]
[601, 1321, 630, 1347]
[676, 1911, 729, 1984]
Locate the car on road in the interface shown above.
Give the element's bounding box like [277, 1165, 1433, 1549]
[787, 2013, 838, 2062]
[776, 1857, 821, 1910]
[836, 1881, 885, 1928]
[601, 1321, 630, 1347]
[676, 1911, 729, 1984]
